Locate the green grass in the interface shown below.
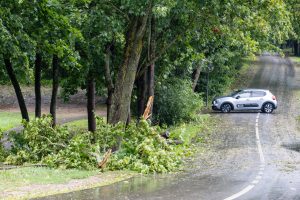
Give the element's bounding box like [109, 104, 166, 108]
[290, 56, 300, 63]
[170, 114, 212, 145]
[0, 167, 99, 191]
[0, 167, 135, 199]
[0, 112, 33, 131]
[64, 119, 88, 131]
[64, 117, 107, 132]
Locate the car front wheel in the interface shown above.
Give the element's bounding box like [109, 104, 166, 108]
[221, 103, 232, 113]
[262, 103, 274, 113]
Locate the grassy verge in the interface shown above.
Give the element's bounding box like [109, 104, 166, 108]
[0, 167, 135, 200]
[0, 167, 99, 191]
[290, 56, 300, 63]
[170, 114, 212, 145]
[0, 116, 136, 199]
[64, 119, 88, 132]
[0, 112, 34, 131]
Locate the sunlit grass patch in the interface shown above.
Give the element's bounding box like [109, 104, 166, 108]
[64, 117, 107, 132]
[64, 119, 88, 131]
[0, 112, 33, 131]
[170, 114, 213, 145]
[290, 56, 300, 63]
[0, 167, 99, 191]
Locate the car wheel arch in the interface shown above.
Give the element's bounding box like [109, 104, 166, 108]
[261, 101, 275, 110]
[221, 102, 234, 110]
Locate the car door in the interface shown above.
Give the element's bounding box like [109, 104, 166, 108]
[235, 91, 252, 110]
[250, 91, 266, 108]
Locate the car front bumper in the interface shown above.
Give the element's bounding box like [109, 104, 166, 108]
[212, 105, 220, 111]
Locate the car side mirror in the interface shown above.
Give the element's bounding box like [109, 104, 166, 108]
[236, 96, 240, 99]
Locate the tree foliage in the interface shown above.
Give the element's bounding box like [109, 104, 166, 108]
[0, 0, 297, 171]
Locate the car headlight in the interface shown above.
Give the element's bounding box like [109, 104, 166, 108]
[213, 100, 218, 104]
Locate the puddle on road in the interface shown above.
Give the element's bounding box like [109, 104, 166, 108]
[282, 143, 300, 152]
[36, 173, 182, 200]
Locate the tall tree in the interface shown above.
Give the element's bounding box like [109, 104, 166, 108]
[3, 56, 29, 121]
[108, 2, 153, 124]
[50, 55, 59, 126]
[87, 74, 96, 133]
[34, 53, 42, 118]
[0, 1, 33, 121]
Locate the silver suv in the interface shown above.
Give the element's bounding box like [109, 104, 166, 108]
[212, 89, 277, 113]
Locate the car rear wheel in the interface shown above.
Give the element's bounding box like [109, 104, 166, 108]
[262, 103, 274, 113]
[221, 103, 232, 113]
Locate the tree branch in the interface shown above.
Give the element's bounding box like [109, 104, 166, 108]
[137, 36, 178, 78]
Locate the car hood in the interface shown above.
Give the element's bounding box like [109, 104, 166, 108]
[213, 96, 234, 101]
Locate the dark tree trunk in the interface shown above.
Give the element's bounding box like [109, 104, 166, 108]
[108, 8, 151, 125]
[87, 75, 96, 133]
[126, 106, 131, 125]
[148, 16, 156, 117]
[137, 71, 148, 117]
[35, 53, 42, 118]
[294, 40, 299, 56]
[3, 55, 29, 121]
[104, 47, 114, 122]
[50, 55, 59, 127]
[192, 65, 202, 92]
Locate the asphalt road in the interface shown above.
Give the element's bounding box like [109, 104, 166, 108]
[40, 55, 300, 200]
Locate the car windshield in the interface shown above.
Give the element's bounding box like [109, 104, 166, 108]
[229, 90, 242, 97]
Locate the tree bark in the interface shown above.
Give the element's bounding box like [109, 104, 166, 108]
[147, 16, 156, 118]
[35, 53, 42, 118]
[87, 75, 96, 133]
[50, 55, 59, 127]
[104, 47, 114, 122]
[3, 55, 29, 121]
[108, 6, 151, 125]
[137, 71, 148, 117]
[294, 40, 299, 56]
[192, 65, 202, 92]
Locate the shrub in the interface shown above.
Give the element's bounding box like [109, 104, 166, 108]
[42, 132, 96, 170]
[5, 116, 184, 173]
[6, 116, 71, 165]
[0, 130, 7, 162]
[108, 120, 181, 173]
[154, 78, 203, 125]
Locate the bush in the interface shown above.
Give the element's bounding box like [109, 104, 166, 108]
[108, 120, 181, 173]
[6, 116, 97, 169]
[42, 132, 96, 170]
[0, 130, 7, 162]
[5, 116, 184, 173]
[6, 117, 70, 165]
[154, 78, 203, 125]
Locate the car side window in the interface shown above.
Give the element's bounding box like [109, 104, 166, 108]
[238, 92, 251, 98]
[251, 91, 266, 97]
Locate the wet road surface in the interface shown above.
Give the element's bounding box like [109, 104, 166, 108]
[39, 56, 300, 200]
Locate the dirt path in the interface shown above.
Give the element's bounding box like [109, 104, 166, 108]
[0, 86, 107, 119]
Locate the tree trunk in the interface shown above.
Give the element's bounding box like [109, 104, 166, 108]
[50, 55, 59, 127]
[137, 71, 148, 117]
[87, 75, 96, 133]
[104, 47, 114, 122]
[192, 65, 202, 92]
[108, 10, 151, 125]
[35, 53, 42, 118]
[294, 40, 299, 56]
[3, 55, 29, 121]
[147, 16, 156, 118]
[126, 105, 131, 125]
